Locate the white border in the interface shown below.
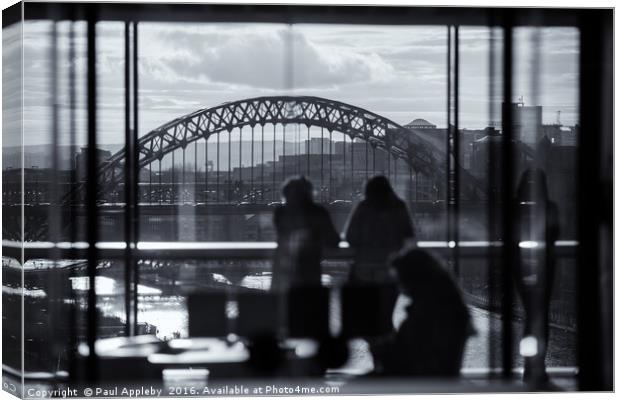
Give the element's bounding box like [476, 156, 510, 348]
[0, 1, 616, 400]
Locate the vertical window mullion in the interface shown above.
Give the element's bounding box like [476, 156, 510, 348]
[500, 17, 516, 380]
[123, 21, 133, 337]
[454, 26, 461, 277]
[486, 19, 501, 377]
[67, 17, 78, 380]
[446, 25, 460, 276]
[131, 21, 140, 335]
[85, 10, 99, 382]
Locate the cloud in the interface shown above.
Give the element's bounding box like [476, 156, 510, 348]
[15, 22, 581, 145]
[145, 26, 394, 90]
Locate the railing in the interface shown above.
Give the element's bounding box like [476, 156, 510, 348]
[2, 240, 578, 263]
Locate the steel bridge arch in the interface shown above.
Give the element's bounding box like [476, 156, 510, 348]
[68, 96, 483, 202]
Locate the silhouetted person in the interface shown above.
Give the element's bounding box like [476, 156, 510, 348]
[317, 336, 350, 370]
[344, 176, 414, 346]
[345, 176, 415, 283]
[247, 334, 284, 376]
[513, 168, 559, 385]
[272, 176, 340, 292]
[370, 249, 474, 377]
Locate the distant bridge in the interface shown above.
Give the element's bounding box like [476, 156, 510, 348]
[65, 96, 485, 204]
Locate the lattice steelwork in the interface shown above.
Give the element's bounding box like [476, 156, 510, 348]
[65, 95, 484, 203]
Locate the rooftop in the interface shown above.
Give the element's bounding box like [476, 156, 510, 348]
[404, 118, 437, 129]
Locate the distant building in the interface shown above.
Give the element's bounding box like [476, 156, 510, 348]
[404, 119, 489, 172]
[559, 125, 578, 146]
[334, 140, 347, 156]
[206, 160, 214, 172]
[504, 102, 543, 146]
[470, 129, 503, 180]
[404, 118, 437, 130]
[304, 138, 332, 155]
[75, 147, 112, 181]
[459, 128, 495, 170]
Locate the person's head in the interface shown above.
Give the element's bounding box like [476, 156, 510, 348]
[281, 176, 313, 205]
[516, 168, 549, 203]
[364, 175, 396, 204]
[392, 248, 474, 337]
[391, 248, 452, 300]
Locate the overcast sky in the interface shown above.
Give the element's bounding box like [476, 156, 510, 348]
[11, 21, 579, 146]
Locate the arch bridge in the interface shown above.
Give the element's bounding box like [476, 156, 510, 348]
[66, 96, 484, 204]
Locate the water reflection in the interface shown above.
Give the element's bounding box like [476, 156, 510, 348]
[70, 276, 162, 295]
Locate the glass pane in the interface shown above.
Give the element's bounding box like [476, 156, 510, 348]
[3, 19, 24, 376]
[8, 3, 606, 394]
